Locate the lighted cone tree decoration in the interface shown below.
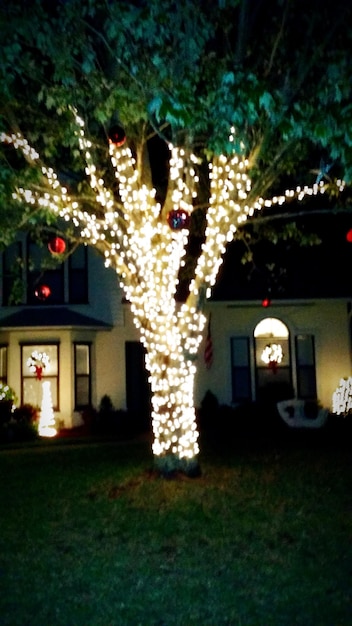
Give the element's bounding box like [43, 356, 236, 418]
[39, 381, 56, 437]
[1, 117, 346, 474]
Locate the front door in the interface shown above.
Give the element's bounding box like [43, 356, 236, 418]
[254, 318, 293, 403]
[125, 341, 151, 432]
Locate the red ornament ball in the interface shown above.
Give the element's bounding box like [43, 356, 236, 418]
[346, 229, 352, 243]
[108, 125, 126, 147]
[35, 284, 51, 301]
[262, 297, 271, 308]
[48, 236, 66, 255]
[167, 209, 190, 230]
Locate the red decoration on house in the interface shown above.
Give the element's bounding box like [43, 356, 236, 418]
[262, 297, 271, 307]
[48, 236, 66, 255]
[108, 125, 126, 147]
[34, 284, 51, 301]
[346, 229, 352, 243]
[167, 209, 190, 230]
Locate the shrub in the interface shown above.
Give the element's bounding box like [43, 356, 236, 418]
[13, 404, 39, 425]
[0, 403, 39, 443]
[0, 383, 17, 404]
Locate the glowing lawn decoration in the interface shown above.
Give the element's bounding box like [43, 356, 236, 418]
[332, 377, 352, 415]
[1, 118, 346, 472]
[39, 380, 57, 437]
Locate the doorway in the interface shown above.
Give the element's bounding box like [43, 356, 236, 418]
[254, 317, 293, 403]
[125, 341, 151, 432]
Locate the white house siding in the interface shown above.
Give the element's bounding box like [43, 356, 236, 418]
[94, 306, 140, 413]
[196, 299, 352, 411]
[1, 235, 351, 427]
[0, 247, 126, 427]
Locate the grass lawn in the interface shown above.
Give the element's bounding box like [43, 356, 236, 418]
[0, 430, 351, 626]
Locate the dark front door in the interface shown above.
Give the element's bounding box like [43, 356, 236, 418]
[125, 341, 151, 432]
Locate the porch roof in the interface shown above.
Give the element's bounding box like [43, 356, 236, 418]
[0, 307, 112, 330]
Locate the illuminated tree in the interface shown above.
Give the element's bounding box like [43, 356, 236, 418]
[1, 0, 352, 474]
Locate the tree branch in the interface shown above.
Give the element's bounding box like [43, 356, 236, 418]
[264, 0, 289, 77]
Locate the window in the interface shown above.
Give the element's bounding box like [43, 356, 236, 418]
[295, 334, 317, 399]
[0, 346, 8, 384]
[74, 343, 91, 409]
[2, 242, 23, 305]
[27, 238, 65, 305]
[21, 344, 59, 409]
[2, 239, 89, 306]
[231, 337, 251, 402]
[69, 246, 88, 304]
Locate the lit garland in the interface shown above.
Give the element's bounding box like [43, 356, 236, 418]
[1, 118, 346, 469]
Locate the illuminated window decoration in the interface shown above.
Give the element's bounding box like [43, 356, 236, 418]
[27, 350, 50, 381]
[261, 342, 283, 373]
[108, 124, 126, 147]
[34, 284, 51, 301]
[1, 116, 346, 473]
[332, 377, 352, 415]
[39, 380, 57, 437]
[48, 236, 66, 255]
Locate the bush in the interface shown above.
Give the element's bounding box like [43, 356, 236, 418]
[13, 404, 39, 425]
[0, 383, 17, 404]
[80, 396, 135, 439]
[0, 403, 38, 443]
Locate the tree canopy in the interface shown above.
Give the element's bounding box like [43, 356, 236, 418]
[1, 0, 352, 472]
[1, 0, 352, 197]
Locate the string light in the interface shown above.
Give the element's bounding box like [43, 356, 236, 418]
[1, 117, 345, 469]
[332, 377, 352, 415]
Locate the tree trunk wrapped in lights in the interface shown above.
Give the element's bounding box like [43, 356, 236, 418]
[1, 115, 344, 475]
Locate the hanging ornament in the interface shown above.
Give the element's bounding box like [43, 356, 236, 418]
[167, 209, 190, 230]
[346, 229, 352, 243]
[48, 236, 66, 255]
[34, 284, 51, 301]
[262, 297, 271, 308]
[108, 125, 126, 147]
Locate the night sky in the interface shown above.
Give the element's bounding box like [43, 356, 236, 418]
[212, 210, 352, 301]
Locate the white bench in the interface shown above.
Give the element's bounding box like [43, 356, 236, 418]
[277, 399, 329, 429]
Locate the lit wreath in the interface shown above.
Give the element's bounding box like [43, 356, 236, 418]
[27, 350, 50, 381]
[261, 343, 283, 373]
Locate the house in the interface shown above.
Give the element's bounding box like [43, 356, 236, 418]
[0, 234, 142, 428]
[0, 221, 351, 431]
[195, 297, 352, 412]
[197, 211, 352, 414]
